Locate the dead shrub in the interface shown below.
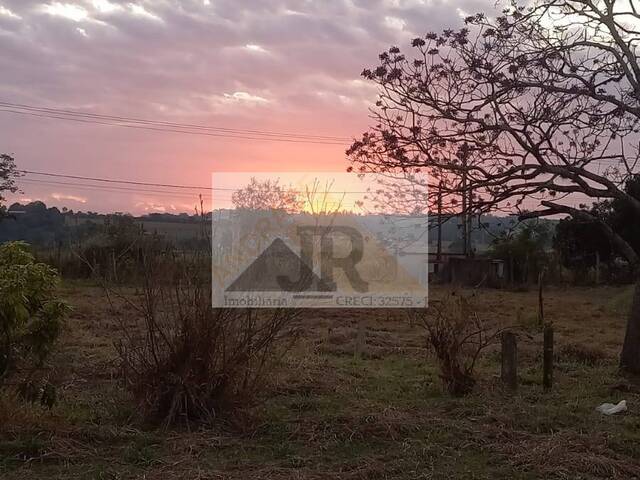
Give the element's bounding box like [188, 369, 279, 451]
[412, 293, 500, 396]
[111, 249, 299, 427]
[559, 342, 607, 366]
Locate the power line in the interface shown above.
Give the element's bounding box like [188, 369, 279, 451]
[17, 178, 363, 209]
[0, 101, 350, 141]
[0, 108, 347, 145]
[19, 178, 216, 199]
[20, 170, 372, 194]
[0, 101, 350, 145]
[23, 170, 213, 191]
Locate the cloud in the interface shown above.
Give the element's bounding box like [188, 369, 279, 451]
[223, 91, 270, 104]
[0, 0, 497, 213]
[51, 192, 88, 203]
[91, 0, 122, 14]
[384, 16, 406, 30]
[0, 4, 20, 18]
[128, 3, 163, 22]
[244, 43, 268, 53]
[135, 201, 167, 212]
[41, 2, 89, 22]
[2, 0, 492, 114]
[39, 1, 162, 24]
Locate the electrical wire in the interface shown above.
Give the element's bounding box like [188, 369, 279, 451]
[20, 170, 371, 195]
[0, 101, 350, 141]
[0, 101, 350, 145]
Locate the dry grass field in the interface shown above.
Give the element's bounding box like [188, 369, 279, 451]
[1, 283, 640, 479]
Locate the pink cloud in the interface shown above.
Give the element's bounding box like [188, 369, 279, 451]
[0, 0, 495, 213]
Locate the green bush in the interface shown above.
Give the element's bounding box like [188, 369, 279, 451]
[0, 241, 69, 398]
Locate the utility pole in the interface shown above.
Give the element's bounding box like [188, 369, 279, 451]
[456, 143, 474, 258]
[460, 153, 471, 258]
[467, 185, 473, 257]
[461, 174, 468, 257]
[437, 180, 443, 263]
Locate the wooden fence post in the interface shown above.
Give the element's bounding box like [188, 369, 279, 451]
[543, 325, 554, 391]
[538, 270, 545, 326]
[501, 332, 518, 391]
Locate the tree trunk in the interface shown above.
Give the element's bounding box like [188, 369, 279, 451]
[620, 279, 640, 373]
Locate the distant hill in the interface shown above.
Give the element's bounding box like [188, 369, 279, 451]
[0, 202, 208, 247]
[0, 201, 556, 251]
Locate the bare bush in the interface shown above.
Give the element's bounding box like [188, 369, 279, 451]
[413, 294, 499, 396]
[559, 343, 607, 367]
[111, 249, 299, 427]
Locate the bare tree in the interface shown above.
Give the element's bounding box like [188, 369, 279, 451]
[347, 0, 640, 372]
[232, 177, 303, 213]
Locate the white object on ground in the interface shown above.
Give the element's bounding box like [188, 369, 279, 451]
[596, 400, 627, 415]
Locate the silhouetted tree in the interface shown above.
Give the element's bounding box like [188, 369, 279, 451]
[554, 175, 640, 275]
[232, 177, 303, 213]
[0, 201, 66, 246]
[348, 0, 640, 371]
[609, 175, 640, 255]
[0, 154, 19, 221]
[491, 222, 552, 284]
[554, 213, 613, 273]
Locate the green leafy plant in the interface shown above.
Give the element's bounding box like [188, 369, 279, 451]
[0, 241, 69, 400]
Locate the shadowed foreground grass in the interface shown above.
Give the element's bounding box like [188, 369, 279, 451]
[1, 283, 639, 479]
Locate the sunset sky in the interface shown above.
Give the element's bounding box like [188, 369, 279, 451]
[0, 0, 491, 214]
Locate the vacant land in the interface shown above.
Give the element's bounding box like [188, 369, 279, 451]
[1, 284, 639, 479]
